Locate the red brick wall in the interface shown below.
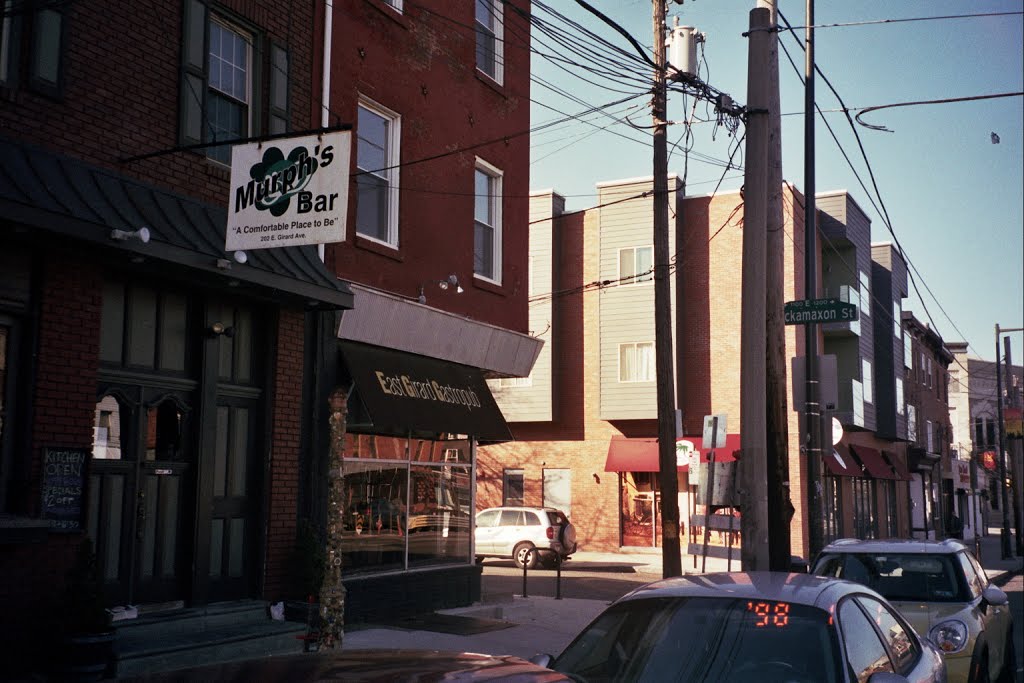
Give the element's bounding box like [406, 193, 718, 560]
[0, 253, 103, 668]
[262, 308, 305, 598]
[320, 0, 532, 334]
[0, 0, 315, 208]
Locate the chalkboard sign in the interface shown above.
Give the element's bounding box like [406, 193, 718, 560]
[41, 447, 89, 532]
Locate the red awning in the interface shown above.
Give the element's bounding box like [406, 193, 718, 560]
[850, 444, 899, 480]
[882, 450, 912, 481]
[604, 434, 739, 473]
[822, 444, 862, 477]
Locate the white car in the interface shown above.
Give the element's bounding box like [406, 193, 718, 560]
[474, 506, 577, 569]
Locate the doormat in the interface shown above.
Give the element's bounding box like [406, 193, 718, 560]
[377, 612, 515, 635]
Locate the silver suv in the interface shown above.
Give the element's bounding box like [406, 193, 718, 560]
[475, 506, 578, 569]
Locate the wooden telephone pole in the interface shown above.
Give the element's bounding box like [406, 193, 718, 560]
[653, 0, 682, 578]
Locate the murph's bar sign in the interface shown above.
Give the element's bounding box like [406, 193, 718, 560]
[226, 131, 351, 251]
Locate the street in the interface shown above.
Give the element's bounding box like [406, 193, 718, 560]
[999, 572, 1024, 683]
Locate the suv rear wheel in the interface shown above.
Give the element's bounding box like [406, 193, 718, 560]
[514, 542, 540, 570]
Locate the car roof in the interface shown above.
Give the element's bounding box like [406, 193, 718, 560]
[615, 571, 879, 611]
[819, 538, 967, 555]
[478, 506, 562, 513]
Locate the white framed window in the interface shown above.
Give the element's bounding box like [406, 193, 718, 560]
[859, 271, 871, 317]
[926, 419, 934, 453]
[206, 17, 253, 164]
[896, 378, 904, 415]
[619, 342, 654, 382]
[382, 0, 403, 11]
[356, 97, 401, 246]
[907, 404, 917, 442]
[862, 359, 873, 404]
[499, 375, 533, 388]
[474, 158, 503, 283]
[618, 246, 653, 285]
[904, 334, 913, 369]
[475, 0, 503, 84]
[892, 301, 901, 338]
[926, 356, 933, 388]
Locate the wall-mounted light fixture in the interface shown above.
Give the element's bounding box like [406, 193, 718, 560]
[110, 226, 151, 244]
[216, 251, 249, 270]
[207, 321, 235, 338]
[418, 274, 464, 304]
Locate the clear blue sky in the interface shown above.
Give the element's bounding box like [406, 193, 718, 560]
[527, 0, 1024, 361]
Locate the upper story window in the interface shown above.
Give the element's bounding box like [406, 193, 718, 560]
[475, 0, 503, 84]
[206, 18, 252, 165]
[356, 98, 401, 246]
[1, 1, 66, 96]
[619, 342, 654, 383]
[904, 334, 912, 369]
[179, 3, 289, 163]
[896, 377, 904, 415]
[382, 0, 403, 10]
[618, 246, 653, 285]
[862, 359, 873, 404]
[474, 159, 503, 283]
[859, 271, 871, 318]
[892, 301, 901, 338]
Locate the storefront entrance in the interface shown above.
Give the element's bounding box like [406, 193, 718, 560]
[87, 282, 265, 607]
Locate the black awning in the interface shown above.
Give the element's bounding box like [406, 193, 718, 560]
[0, 137, 352, 310]
[340, 342, 512, 441]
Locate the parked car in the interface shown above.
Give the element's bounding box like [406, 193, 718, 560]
[122, 650, 574, 682]
[533, 571, 947, 682]
[812, 538, 1014, 683]
[475, 506, 577, 569]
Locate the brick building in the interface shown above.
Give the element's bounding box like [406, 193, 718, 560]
[481, 181, 918, 562]
[0, 0, 536, 674]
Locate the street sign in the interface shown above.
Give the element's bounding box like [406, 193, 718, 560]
[702, 414, 727, 449]
[784, 298, 858, 325]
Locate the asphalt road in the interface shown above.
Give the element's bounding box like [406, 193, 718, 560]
[999, 572, 1023, 683]
[480, 558, 661, 603]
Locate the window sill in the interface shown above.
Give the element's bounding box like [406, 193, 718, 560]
[355, 235, 403, 262]
[472, 275, 503, 294]
[364, 0, 409, 29]
[474, 70, 506, 97]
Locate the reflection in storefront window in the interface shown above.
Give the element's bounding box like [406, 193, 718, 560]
[92, 395, 123, 460]
[408, 464, 471, 567]
[146, 399, 185, 461]
[341, 437, 472, 574]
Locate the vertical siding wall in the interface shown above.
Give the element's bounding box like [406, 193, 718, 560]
[489, 191, 558, 421]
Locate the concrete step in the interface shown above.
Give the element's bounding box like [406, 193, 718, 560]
[114, 601, 309, 678]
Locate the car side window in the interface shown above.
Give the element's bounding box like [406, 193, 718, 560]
[499, 510, 524, 526]
[813, 555, 843, 577]
[523, 511, 540, 526]
[955, 552, 984, 599]
[838, 597, 895, 683]
[854, 596, 919, 675]
[476, 509, 499, 528]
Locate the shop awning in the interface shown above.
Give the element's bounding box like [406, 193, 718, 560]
[850, 445, 900, 479]
[822, 444, 862, 477]
[604, 434, 740, 473]
[882, 450, 912, 481]
[0, 137, 353, 310]
[339, 341, 512, 441]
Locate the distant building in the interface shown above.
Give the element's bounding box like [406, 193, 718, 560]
[481, 181, 915, 562]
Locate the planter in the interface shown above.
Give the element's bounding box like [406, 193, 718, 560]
[53, 630, 116, 682]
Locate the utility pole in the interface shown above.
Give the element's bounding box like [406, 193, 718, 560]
[803, 0, 825, 561]
[1006, 336, 1023, 556]
[653, 0, 682, 578]
[739, 6, 770, 571]
[996, 325, 1012, 558]
[758, 0, 794, 572]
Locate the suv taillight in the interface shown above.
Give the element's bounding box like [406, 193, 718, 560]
[546, 527, 555, 540]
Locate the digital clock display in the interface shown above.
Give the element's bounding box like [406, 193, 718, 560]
[746, 600, 791, 627]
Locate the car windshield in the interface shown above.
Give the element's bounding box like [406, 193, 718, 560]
[814, 552, 966, 602]
[552, 596, 842, 683]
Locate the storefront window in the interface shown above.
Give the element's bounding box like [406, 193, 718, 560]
[852, 478, 877, 539]
[885, 480, 899, 537]
[823, 475, 841, 542]
[340, 435, 472, 574]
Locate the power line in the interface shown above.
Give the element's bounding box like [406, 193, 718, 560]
[784, 10, 1024, 31]
[855, 92, 1024, 132]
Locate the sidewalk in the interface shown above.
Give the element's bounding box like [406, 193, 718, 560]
[341, 533, 1023, 661]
